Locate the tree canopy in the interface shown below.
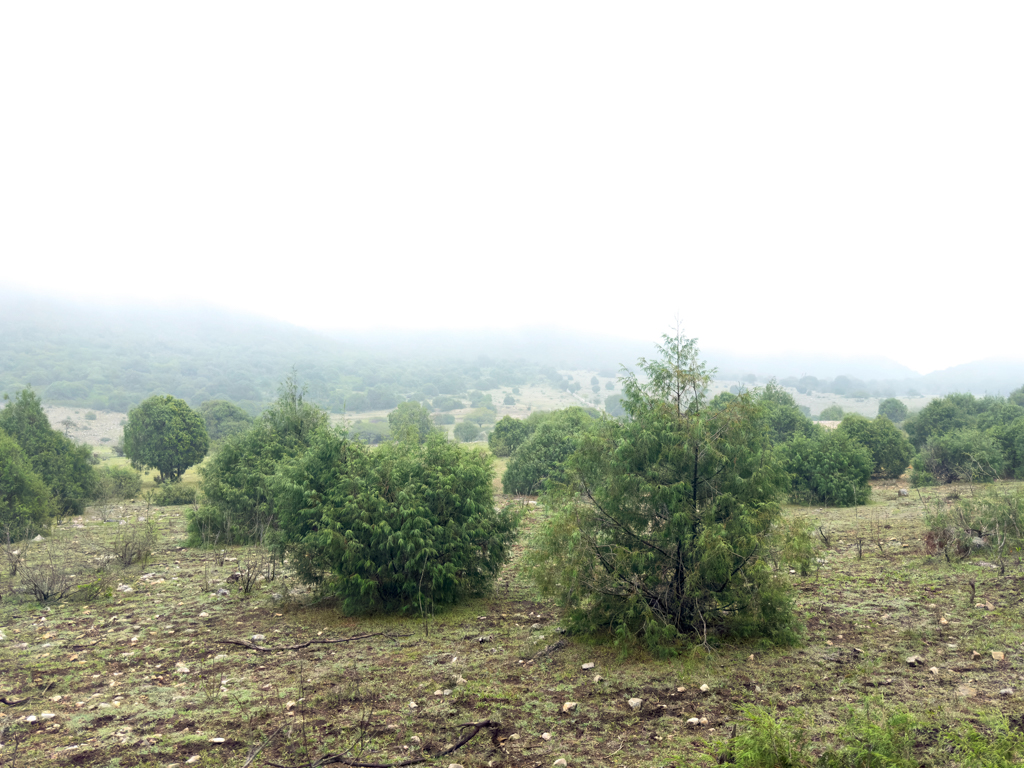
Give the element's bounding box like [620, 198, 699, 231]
[200, 400, 254, 442]
[387, 401, 435, 444]
[0, 428, 56, 535]
[0, 389, 96, 517]
[123, 395, 210, 483]
[529, 330, 799, 650]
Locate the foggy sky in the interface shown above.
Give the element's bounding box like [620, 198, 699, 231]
[2, 3, 1021, 375]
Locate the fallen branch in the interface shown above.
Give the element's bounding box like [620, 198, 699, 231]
[0, 695, 31, 706]
[268, 719, 499, 768]
[215, 631, 411, 653]
[241, 724, 285, 768]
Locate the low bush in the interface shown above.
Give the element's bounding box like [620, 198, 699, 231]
[924, 490, 1024, 565]
[95, 464, 143, 500]
[149, 482, 200, 507]
[911, 428, 1004, 485]
[778, 429, 872, 506]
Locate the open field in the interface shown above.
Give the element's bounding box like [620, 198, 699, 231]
[2, 478, 1023, 767]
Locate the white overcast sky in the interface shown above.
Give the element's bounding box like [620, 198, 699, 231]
[2, 3, 1021, 375]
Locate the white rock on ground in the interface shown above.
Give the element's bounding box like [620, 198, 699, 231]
[562, 702, 577, 713]
[628, 698, 642, 710]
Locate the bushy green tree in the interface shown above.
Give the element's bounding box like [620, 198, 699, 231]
[433, 396, 464, 412]
[453, 421, 482, 442]
[273, 429, 518, 613]
[387, 401, 435, 443]
[604, 394, 625, 418]
[911, 428, 1005, 486]
[0, 389, 96, 517]
[528, 330, 799, 650]
[0, 429, 56, 536]
[903, 393, 981, 450]
[778, 428, 873, 505]
[837, 414, 915, 479]
[501, 407, 594, 494]
[123, 395, 209, 483]
[488, 415, 530, 457]
[759, 380, 814, 445]
[877, 398, 909, 423]
[190, 377, 328, 545]
[818, 404, 844, 421]
[503, 394, 515, 406]
[200, 400, 254, 442]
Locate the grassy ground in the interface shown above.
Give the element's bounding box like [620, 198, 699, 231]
[1, 479, 1023, 767]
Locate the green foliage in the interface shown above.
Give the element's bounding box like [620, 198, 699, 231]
[837, 413, 914, 479]
[0, 429, 55, 536]
[466, 407, 496, 428]
[989, 416, 1024, 479]
[273, 429, 519, 613]
[0, 389, 96, 517]
[468, 391, 495, 410]
[387, 401, 435, 444]
[818, 404, 844, 421]
[190, 377, 329, 545]
[149, 481, 200, 507]
[605, 381, 614, 390]
[84, 411, 97, 421]
[501, 407, 595, 495]
[95, 464, 143, 500]
[199, 400, 254, 442]
[911, 428, 1004, 486]
[453, 421, 483, 442]
[503, 394, 515, 406]
[487, 415, 530, 457]
[758, 380, 814, 445]
[903, 392, 982, 449]
[123, 395, 210, 483]
[877, 397, 908, 423]
[529, 330, 797, 650]
[778, 428, 873, 506]
[604, 393, 625, 418]
[433, 396, 464, 412]
[432, 412, 455, 426]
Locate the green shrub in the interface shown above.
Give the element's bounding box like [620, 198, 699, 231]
[488, 415, 530, 457]
[924, 490, 1024, 561]
[433, 396, 464, 412]
[0, 429, 55, 536]
[453, 421, 482, 442]
[503, 394, 515, 406]
[95, 465, 143, 500]
[273, 429, 519, 613]
[502, 407, 595, 495]
[877, 397, 908, 423]
[150, 481, 200, 507]
[818, 404, 844, 421]
[432, 412, 455, 425]
[911, 428, 1004, 485]
[84, 411, 97, 421]
[837, 414, 914, 479]
[778, 428, 872, 506]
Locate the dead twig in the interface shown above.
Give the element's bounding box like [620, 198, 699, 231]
[0, 696, 31, 706]
[214, 631, 411, 653]
[268, 719, 499, 768]
[241, 724, 285, 768]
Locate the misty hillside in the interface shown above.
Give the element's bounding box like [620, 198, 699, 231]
[1, 291, 1022, 413]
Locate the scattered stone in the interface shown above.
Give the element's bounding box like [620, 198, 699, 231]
[955, 685, 977, 698]
[554, 760, 567, 767]
[581, 662, 595, 670]
[1000, 688, 1014, 696]
[448, 764, 464, 768]
[285, 701, 296, 710]
[986, 602, 995, 611]
[409, 701, 418, 709]
[992, 651, 1006, 661]
[410, 736, 421, 744]
[116, 584, 133, 594]
[509, 733, 520, 740]
[748, 654, 755, 661]
[209, 738, 225, 743]
[25, 715, 37, 723]
[628, 698, 642, 710]
[433, 689, 452, 696]
[251, 634, 265, 641]
[562, 701, 577, 713]
[593, 675, 604, 683]
[939, 617, 949, 625]
[929, 667, 940, 675]
[928, 603, 937, 610]
[906, 655, 923, 667]
[826, 640, 834, 646]
[478, 636, 492, 644]
[700, 684, 710, 692]
[686, 717, 701, 727]
[898, 488, 909, 497]
[699, 717, 709, 726]
[186, 758, 200, 765]
[676, 686, 686, 692]
[175, 663, 190, 674]
[542, 732, 552, 740]
[216, 589, 229, 596]
[853, 648, 864, 655]
[531, 623, 542, 630]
